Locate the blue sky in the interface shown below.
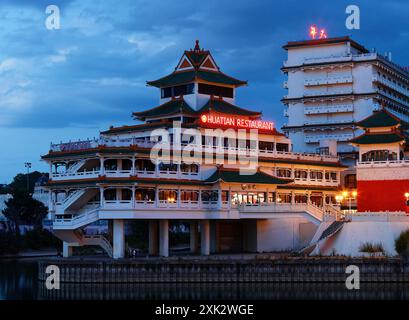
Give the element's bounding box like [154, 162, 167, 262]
[0, 0, 408, 182]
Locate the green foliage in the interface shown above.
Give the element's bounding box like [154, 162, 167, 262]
[359, 242, 384, 253]
[9, 171, 45, 195]
[2, 193, 48, 234]
[395, 230, 409, 256]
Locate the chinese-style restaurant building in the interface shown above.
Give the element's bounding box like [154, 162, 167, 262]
[41, 40, 409, 258]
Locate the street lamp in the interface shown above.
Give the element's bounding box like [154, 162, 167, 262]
[337, 190, 357, 214]
[404, 193, 409, 208]
[24, 162, 32, 193]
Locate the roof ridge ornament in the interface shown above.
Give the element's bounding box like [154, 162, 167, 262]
[194, 39, 201, 52]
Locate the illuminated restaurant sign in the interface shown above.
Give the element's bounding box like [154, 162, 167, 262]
[200, 114, 274, 131]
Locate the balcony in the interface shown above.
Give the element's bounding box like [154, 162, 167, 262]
[305, 134, 354, 143]
[304, 104, 354, 115]
[357, 159, 409, 168]
[304, 76, 353, 87]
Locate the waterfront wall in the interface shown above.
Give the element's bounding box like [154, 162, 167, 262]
[38, 258, 409, 283]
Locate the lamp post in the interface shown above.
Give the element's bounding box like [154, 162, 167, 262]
[24, 162, 32, 194]
[338, 190, 357, 214]
[404, 193, 409, 214]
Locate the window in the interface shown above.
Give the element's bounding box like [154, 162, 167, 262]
[276, 143, 289, 152]
[361, 150, 397, 162]
[294, 169, 308, 180]
[198, 83, 234, 98]
[259, 141, 274, 151]
[310, 170, 323, 180]
[344, 174, 357, 189]
[276, 168, 292, 178]
[161, 83, 194, 98]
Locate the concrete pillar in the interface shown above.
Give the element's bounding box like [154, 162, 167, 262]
[189, 221, 199, 254]
[149, 220, 159, 256]
[200, 220, 210, 255]
[113, 219, 125, 259]
[63, 242, 73, 258]
[159, 220, 169, 257]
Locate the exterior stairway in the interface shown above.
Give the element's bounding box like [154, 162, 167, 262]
[66, 159, 87, 174]
[53, 228, 113, 257]
[53, 207, 100, 230]
[299, 220, 346, 255]
[56, 188, 99, 213]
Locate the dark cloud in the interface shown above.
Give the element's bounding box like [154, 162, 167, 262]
[0, 0, 408, 180]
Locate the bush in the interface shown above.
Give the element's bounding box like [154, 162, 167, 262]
[359, 242, 384, 253]
[395, 230, 409, 256]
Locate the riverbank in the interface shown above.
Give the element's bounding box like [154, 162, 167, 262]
[38, 256, 409, 283]
[1, 249, 59, 260]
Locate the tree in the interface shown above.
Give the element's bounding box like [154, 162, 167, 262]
[2, 190, 48, 235]
[9, 171, 45, 195]
[395, 230, 409, 258]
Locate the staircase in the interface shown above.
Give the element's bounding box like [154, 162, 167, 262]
[66, 159, 87, 174]
[299, 220, 346, 255]
[56, 188, 99, 213]
[53, 207, 100, 230]
[53, 228, 112, 257]
[82, 234, 113, 257]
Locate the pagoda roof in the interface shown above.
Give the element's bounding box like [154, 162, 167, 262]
[147, 40, 247, 88]
[349, 132, 405, 145]
[147, 70, 247, 88]
[205, 168, 293, 185]
[197, 98, 261, 117]
[356, 108, 401, 128]
[131, 97, 262, 122]
[132, 98, 196, 121]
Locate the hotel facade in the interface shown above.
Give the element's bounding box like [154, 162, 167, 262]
[42, 41, 347, 258]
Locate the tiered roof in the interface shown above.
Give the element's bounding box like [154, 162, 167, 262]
[147, 40, 247, 88]
[132, 96, 261, 121]
[350, 108, 406, 145]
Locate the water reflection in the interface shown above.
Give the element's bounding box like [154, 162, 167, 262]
[0, 260, 38, 300]
[2, 260, 409, 300]
[37, 282, 409, 300]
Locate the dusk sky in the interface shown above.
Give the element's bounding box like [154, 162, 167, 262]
[0, 0, 408, 182]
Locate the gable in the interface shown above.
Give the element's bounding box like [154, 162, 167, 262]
[200, 56, 218, 71]
[176, 56, 193, 70]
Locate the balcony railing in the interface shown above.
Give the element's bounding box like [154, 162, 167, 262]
[357, 159, 409, 167]
[100, 199, 227, 210]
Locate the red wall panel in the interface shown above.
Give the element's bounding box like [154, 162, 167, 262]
[357, 180, 409, 212]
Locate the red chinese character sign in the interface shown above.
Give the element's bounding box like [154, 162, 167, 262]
[309, 25, 327, 39]
[200, 113, 274, 131]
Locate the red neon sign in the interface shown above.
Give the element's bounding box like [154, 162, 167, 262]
[200, 113, 274, 131]
[309, 25, 328, 39]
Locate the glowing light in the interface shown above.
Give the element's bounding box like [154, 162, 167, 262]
[199, 113, 275, 131]
[319, 28, 327, 39]
[352, 191, 357, 198]
[405, 192, 409, 199]
[342, 191, 348, 198]
[309, 25, 328, 39]
[309, 25, 317, 39]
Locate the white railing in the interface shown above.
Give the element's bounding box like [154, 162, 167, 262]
[52, 169, 100, 180]
[58, 189, 87, 211]
[304, 76, 353, 86]
[357, 159, 409, 167]
[304, 104, 354, 115]
[50, 138, 339, 163]
[53, 208, 99, 228]
[305, 134, 354, 143]
[237, 202, 325, 221]
[105, 170, 133, 177]
[373, 76, 409, 97]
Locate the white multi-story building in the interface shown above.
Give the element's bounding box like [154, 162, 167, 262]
[42, 41, 347, 259]
[282, 36, 409, 169]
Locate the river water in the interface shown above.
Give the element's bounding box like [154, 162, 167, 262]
[2, 259, 409, 300]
